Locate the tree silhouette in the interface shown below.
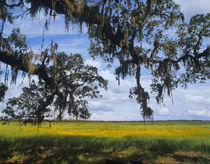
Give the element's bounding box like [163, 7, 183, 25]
[3, 80, 51, 124]
[52, 52, 107, 120]
[2, 52, 107, 123]
[68, 99, 91, 120]
[0, 70, 7, 102]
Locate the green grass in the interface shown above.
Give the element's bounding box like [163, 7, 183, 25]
[0, 121, 210, 163]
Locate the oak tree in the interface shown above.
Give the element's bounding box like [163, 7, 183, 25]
[3, 52, 107, 123]
[3, 80, 51, 124]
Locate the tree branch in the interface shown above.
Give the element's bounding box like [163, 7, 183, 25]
[0, 50, 52, 86]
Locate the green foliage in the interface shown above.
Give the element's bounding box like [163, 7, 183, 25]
[0, 1, 14, 36]
[7, 28, 27, 52]
[2, 80, 51, 124]
[69, 99, 91, 120]
[0, 70, 8, 102]
[2, 52, 107, 122]
[1, 135, 210, 164]
[0, 121, 210, 163]
[0, 82, 7, 102]
[51, 52, 107, 120]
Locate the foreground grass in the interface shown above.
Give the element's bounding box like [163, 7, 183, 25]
[0, 121, 210, 163]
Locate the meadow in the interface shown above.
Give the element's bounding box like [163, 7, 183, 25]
[0, 121, 210, 163]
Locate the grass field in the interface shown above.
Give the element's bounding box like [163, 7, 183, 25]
[0, 121, 210, 163]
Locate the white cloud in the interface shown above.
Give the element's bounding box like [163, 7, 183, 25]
[185, 95, 210, 104]
[85, 59, 102, 69]
[188, 109, 210, 118]
[174, 0, 210, 20]
[85, 61, 154, 121]
[88, 101, 113, 112]
[91, 112, 125, 121]
[158, 108, 170, 116]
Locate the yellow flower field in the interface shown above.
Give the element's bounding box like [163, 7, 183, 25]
[0, 121, 210, 164]
[1, 121, 210, 139]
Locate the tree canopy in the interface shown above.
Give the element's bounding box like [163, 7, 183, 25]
[0, 0, 209, 121]
[3, 80, 51, 123]
[2, 51, 107, 123]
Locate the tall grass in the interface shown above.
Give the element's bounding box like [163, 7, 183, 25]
[0, 121, 210, 163]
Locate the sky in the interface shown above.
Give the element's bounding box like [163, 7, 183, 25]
[1, 0, 210, 121]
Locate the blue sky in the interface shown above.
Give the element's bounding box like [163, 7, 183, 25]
[1, 0, 210, 121]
